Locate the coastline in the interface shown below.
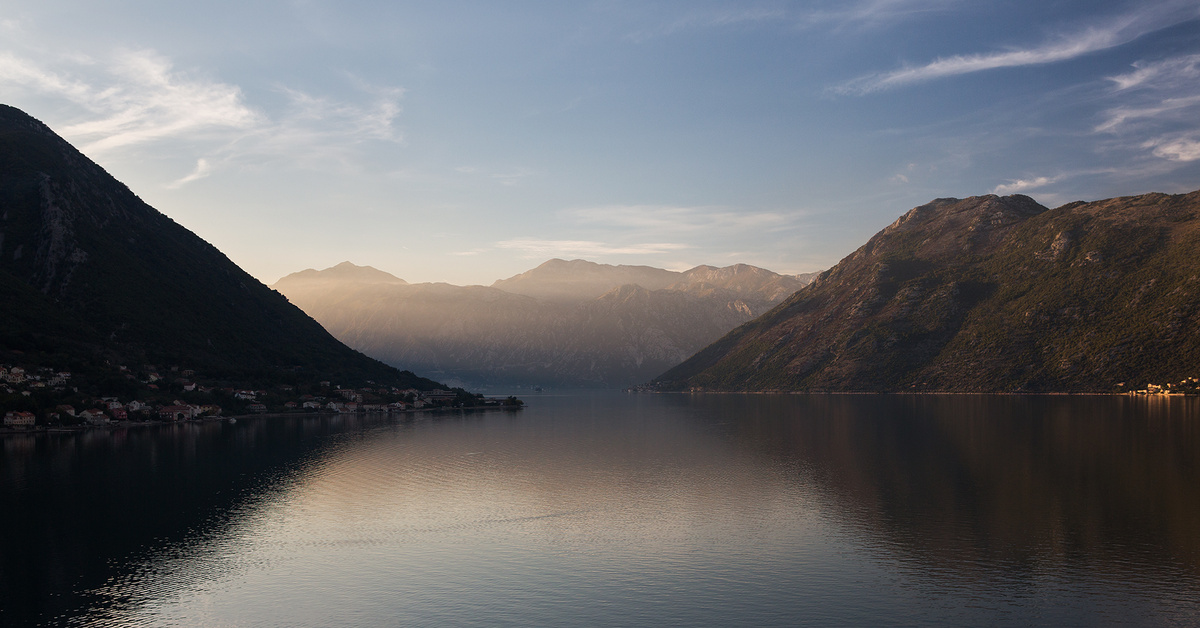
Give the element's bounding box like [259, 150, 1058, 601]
[0, 404, 523, 437]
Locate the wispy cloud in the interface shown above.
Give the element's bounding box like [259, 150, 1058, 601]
[0, 51, 94, 102]
[833, 2, 1200, 95]
[625, 0, 957, 41]
[1093, 50, 1200, 165]
[1107, 53, 1200, 91]
[496, 239, 689, 258]
[1142, 134, 1200, 162]
[568, 204, 794, 233]
[798, 0, 959, 30]
[1094, 94, 1200, 133]
[15, 49, 263, 154]
[167, 158, 212, 188]
[0, 48, 405, 171]
[992, 175, 1060, 195]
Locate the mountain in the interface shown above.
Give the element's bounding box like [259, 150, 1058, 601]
[273, 260, 815, 388]
[653, 191, 1200, 393]
[0, 104, 443, 391]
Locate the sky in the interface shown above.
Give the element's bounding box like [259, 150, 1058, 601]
[1, 0, 1199, 286]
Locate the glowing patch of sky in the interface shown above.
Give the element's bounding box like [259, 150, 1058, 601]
[1, 0, 1198, 284]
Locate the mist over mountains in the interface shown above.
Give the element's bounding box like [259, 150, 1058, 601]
[273, 260, 816, 388]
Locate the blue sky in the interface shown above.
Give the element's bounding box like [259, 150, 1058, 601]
[2, 1, 1198, 285]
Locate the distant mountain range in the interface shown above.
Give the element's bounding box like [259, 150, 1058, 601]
[273, 260, 817, 388]
[0, 104, 443, 392]
[653, 191, 1200, 393]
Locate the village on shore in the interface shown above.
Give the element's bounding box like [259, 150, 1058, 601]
[1, 361, 522, 431]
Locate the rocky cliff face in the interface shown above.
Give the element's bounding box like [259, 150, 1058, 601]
[653, 191, 1200, 392]
[274, 260, 814, 388]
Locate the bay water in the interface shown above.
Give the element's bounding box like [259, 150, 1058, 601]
[3, 393, 1199, 626]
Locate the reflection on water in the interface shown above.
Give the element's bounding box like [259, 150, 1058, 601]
[2, 395, 1199, 626]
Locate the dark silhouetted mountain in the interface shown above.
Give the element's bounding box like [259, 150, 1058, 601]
[653, 191, 1200, 392]
[273, 260, 815, 388]
[0, 104, 443, 390]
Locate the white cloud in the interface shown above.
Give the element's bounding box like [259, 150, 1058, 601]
[0, 51, 92, 101]
[66, 50, 260, 154]
[1094, 94, 1200, 133]
[833, 2, 1200, 95]
[1143, 134, 1200, 162]
[1107, 54, 1200, 91]
[496, 239, 689, 258]
[992, 176, 1059, 195]
[0, 48, 405, 169]
[167, 158, 213, 189]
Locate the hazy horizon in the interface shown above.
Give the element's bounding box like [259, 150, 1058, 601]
[2, 1, 1198, 285]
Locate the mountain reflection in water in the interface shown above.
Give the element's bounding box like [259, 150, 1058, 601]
[2, 394, 1198, 626]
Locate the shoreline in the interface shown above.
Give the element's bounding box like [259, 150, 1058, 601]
[0, 404, 522, 436]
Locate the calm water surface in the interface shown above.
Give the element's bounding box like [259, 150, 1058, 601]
[2, 393, 1200, 626]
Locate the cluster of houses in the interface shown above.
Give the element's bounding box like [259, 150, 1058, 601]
[1131, 377, 1200, 395]
[2, 360, 518, 431]
[1, 365, 72, 394]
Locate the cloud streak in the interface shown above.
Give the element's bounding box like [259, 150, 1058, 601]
[568, 204, 795, 233]
[496, 239, 689, 258]
[833, 2, 1200, 94]
[0, 48, 405, 170]
[0, 49, 262, 154]
[1143, 134, 1200, 162]
[992, 176, 1060, 195]
[167, 158, 212, 188]
[1107, 53, 1200, 91]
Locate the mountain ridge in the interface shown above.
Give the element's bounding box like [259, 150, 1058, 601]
[273, 259, 816, 388]
[0, 104, 444, 392]
[652, 190, 1200, 393]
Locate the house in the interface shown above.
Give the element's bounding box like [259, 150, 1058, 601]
[284, 401, 298, 410]
[79, 409, 109, 425]
[110, 408, 128, 421]
[422, 390, 457, 403]
[235, 390, 258, 400]
[247, 403, 268, 413]
[3, 411, 36, 428]
[303, 401, 322, 410]
[126, 400, 148, 412]
[199, 405, 222, 416]
[182, 382, 197, 392]
[159, 405, 195, 421]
